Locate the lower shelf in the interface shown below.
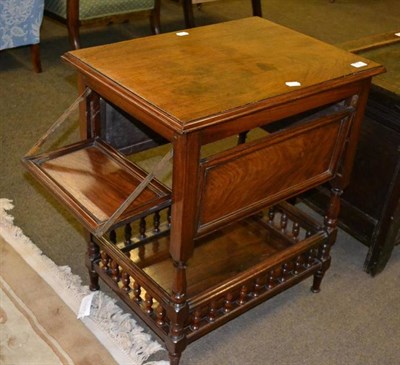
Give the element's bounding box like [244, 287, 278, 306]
[89, 202, 328, 344]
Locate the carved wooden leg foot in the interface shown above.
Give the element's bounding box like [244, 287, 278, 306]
[89, 270, 100, 291]
[86, 236, 100, 291]
[169, 352, 181, 365]
[311, 270, 323, 293]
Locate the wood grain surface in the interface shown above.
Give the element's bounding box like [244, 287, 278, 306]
[63, 17, 384, 131]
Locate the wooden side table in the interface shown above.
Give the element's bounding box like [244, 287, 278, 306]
[23, 18, 384, 364]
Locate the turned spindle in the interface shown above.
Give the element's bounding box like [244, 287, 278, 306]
[239, 285, 248, 305]
[224, 293, 234, 313]
[208, 301, 217, 322]
[133, 281, 142, 303]
[100, 250, 110, 271]
[109, 229, 116, 244]
[191, 309, 202, 330]
[268, 206, 275, 223]
[145, 293, 154, 315]
[153, 211, 161, 233]
[281, 262, 289, 282]
[292, 222, 300, 241]
[167, 206, 172, 227]
[294, 255, 302, 275]
[156, 305, 166, 327]
[110, 259, 119, 282]
[139, 217, 147, 239]
[121, 271, 130, 292]
[267, 270, 275, 289]
[253, 276, 264, 297]
[124, 224, 132, 244]
[280, 213, 288, 232]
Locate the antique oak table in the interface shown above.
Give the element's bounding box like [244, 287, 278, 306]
[23, 17, 384, 364]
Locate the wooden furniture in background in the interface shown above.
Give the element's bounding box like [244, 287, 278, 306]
[182, 0, 262, 28]
[30, 44, 42, 73]
[44, 0, 161, 49]
[0, 0, 45, 72]
[23, 18, 384, 364]
[303, 32, 400, 275]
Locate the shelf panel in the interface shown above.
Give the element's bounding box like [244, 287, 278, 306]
[133, 219, 289, 297]
[22, 138, 171, 234]
[92, 203, 327, 343]
[104, 203, 325, 298]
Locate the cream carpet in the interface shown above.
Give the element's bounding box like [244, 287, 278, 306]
[0, 198, 168, 365]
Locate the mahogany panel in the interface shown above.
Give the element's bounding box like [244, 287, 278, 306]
[197, 111, 351, 233]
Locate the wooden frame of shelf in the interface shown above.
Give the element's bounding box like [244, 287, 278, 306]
[89, 202, 328, 346]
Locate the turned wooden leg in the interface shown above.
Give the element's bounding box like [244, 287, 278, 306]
[86, 235, 100, 291]
[311, 258, 331, 293]
[312, 187, 342, 293]
[165, 261, 189, 365]
[89, 269, 100, 291]
[169, 352, 182, 365]
[312, 271, 323, 293]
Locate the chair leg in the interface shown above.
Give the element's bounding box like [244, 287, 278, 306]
[183, 0, 195, 28]
[67, 0, 81, 49]
[183, 0, 262, 28]
[67, 21, 80, 49]
[150, 0, 161, 34]
[252, 0, 262, 17]
[30, 44, 42, 73]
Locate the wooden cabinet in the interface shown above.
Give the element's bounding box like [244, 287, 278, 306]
[303, 39, 400, 275]
[303, 88, 400, 275]
[23, 18, 384, 364]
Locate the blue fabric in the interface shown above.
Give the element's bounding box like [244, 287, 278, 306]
[0, 0, 44, 50]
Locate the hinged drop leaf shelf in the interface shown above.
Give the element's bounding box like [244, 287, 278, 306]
[21, 90, 172, 237]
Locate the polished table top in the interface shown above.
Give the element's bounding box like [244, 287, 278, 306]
[62, 17, 384, 134]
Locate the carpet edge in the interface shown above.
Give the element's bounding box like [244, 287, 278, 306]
[0, 198, 168, 365]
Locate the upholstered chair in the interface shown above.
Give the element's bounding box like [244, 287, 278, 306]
[0, 0, 45, 72]
[44, 0, 161, 49]
[182, 0, 262, 28]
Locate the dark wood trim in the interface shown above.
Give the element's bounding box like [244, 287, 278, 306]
[338, 30, 400, 54]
